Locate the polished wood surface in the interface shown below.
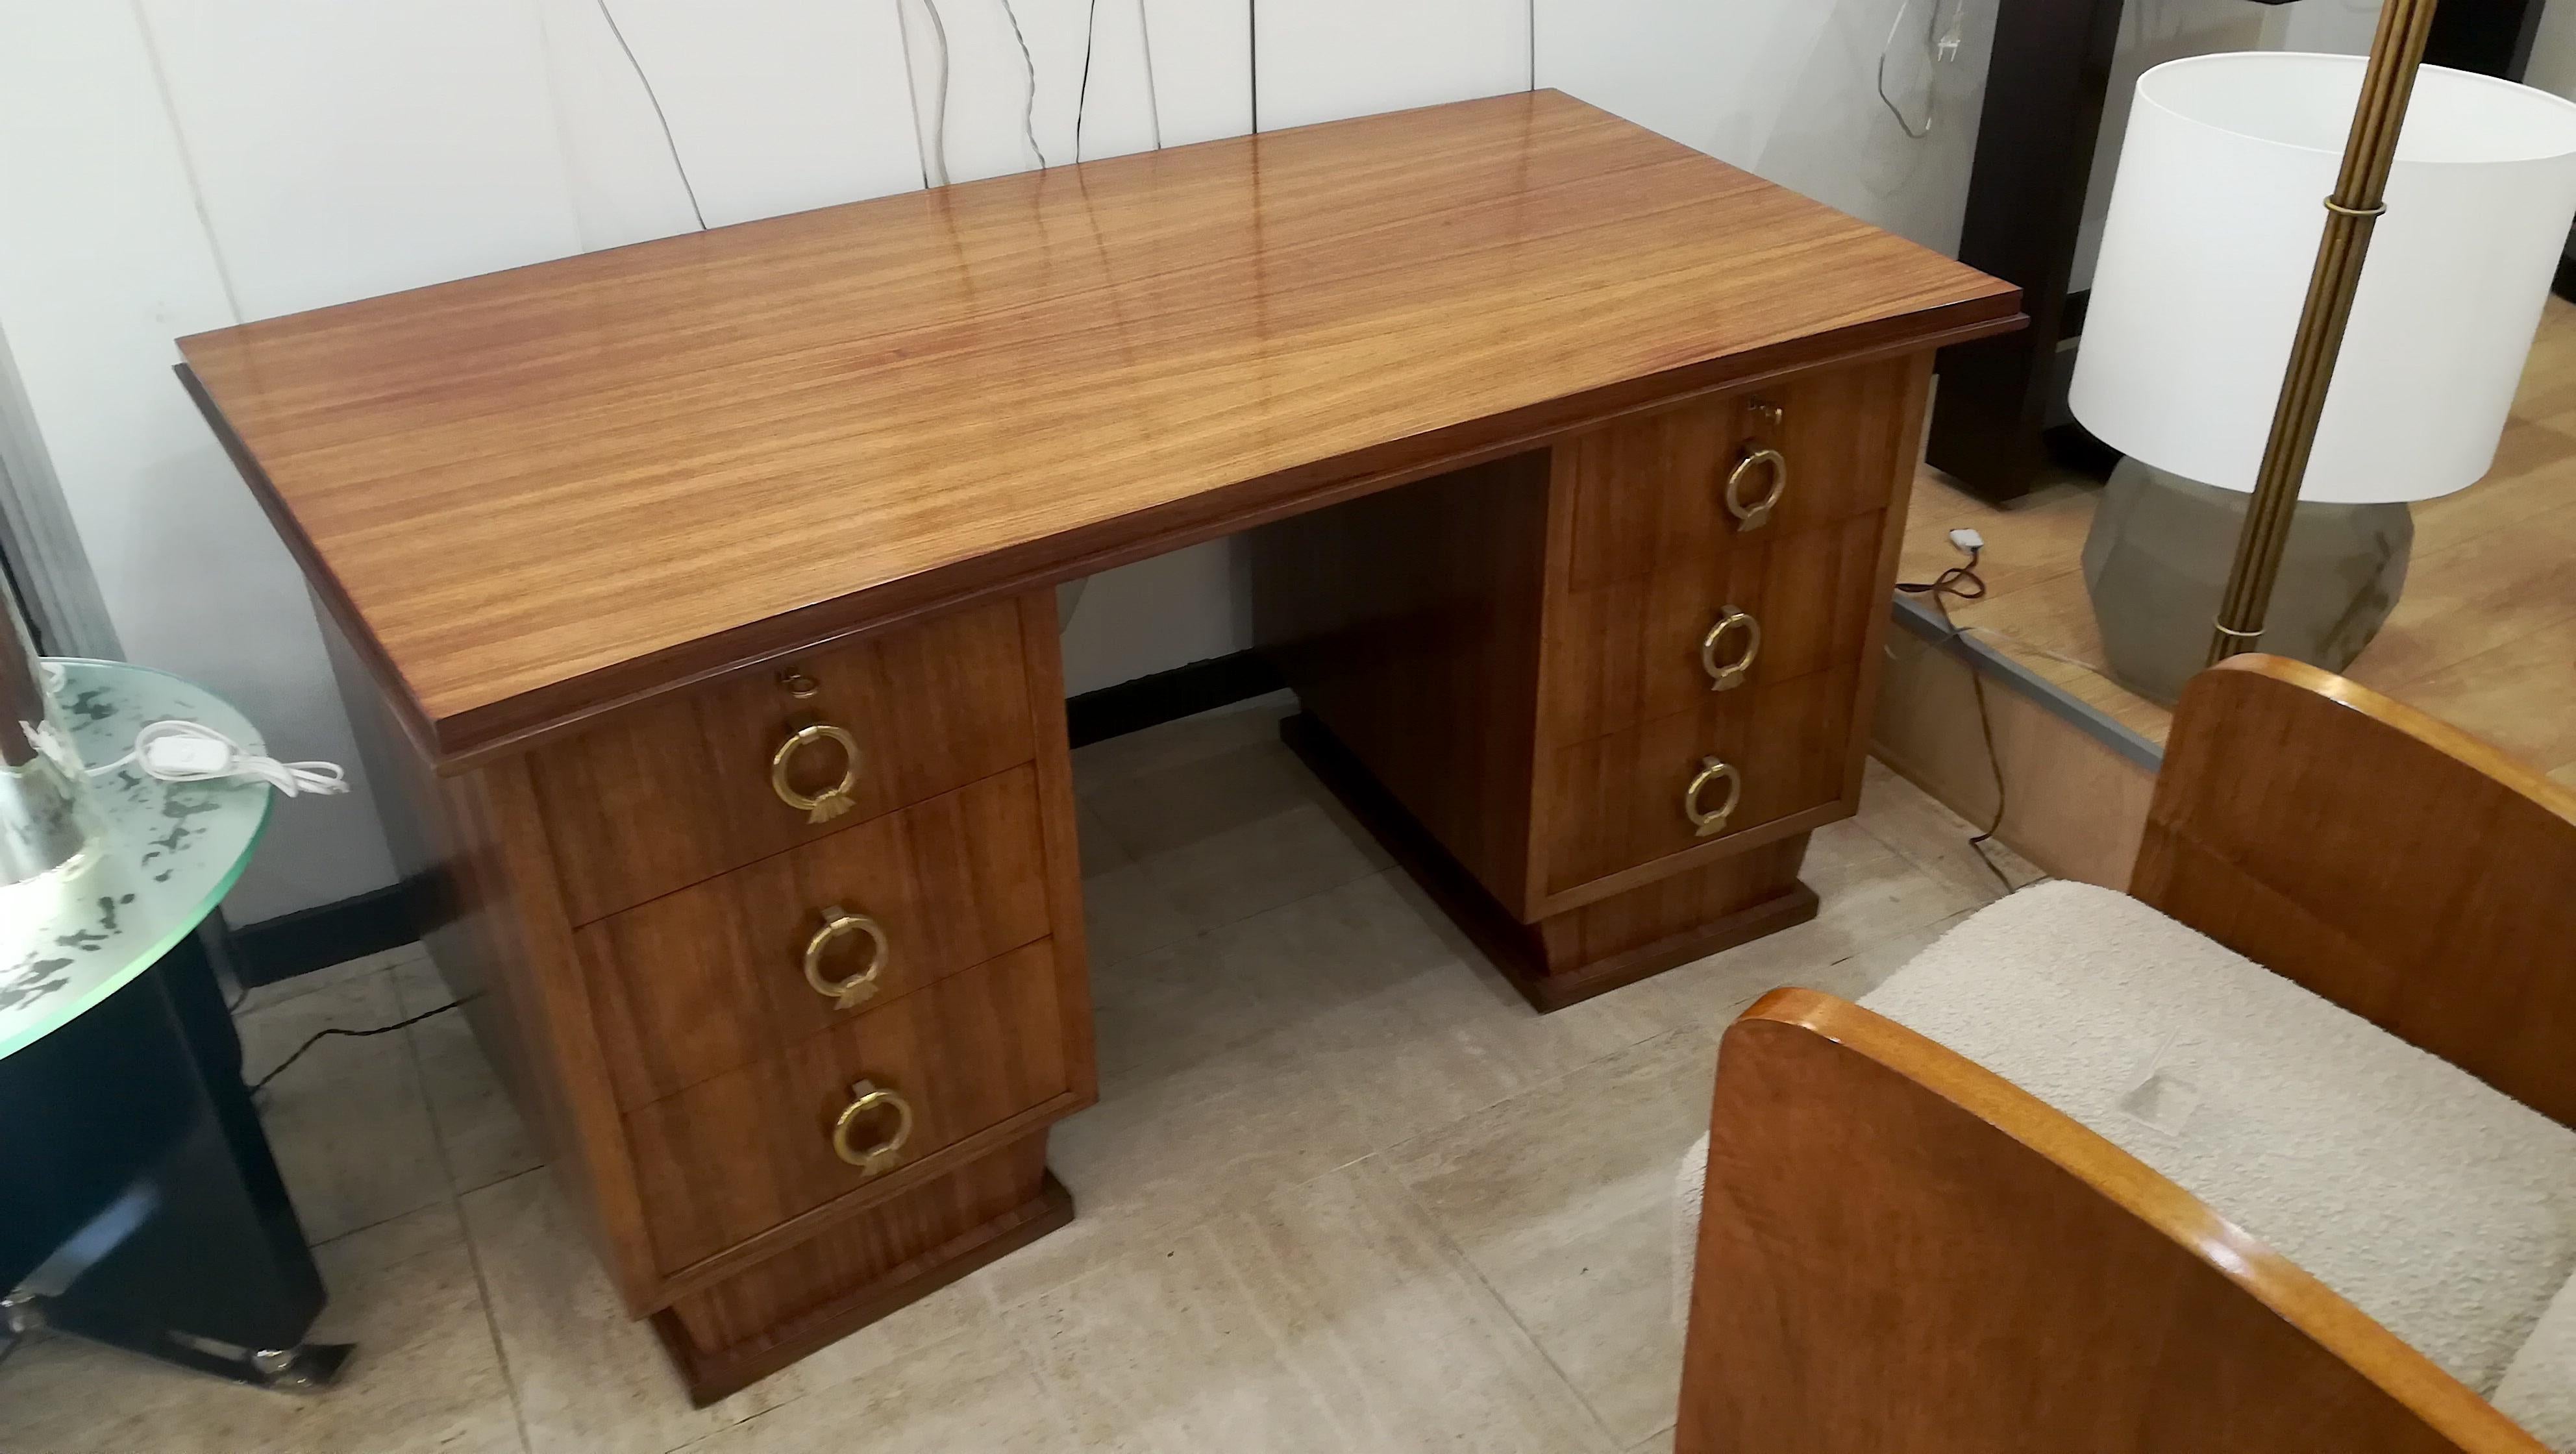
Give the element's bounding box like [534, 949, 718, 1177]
[1539, 665, 1855, 897]
[656, 1144, 1070, 1408]
[1252, 450, 1554, 913]
[1544, 512, 1883, 745]
[1255, 349, 1931, 1004]
[2135, 655, 2576, 1128]
[577, 765, 1052, 1110]
[1679, 989, 2540, 1454]
[321, 606, 663, 1307]
[1558, 360, 1912, 593]
[179, 91, 2018, 766]
[535, 597, 1035, 925]
[624, 938, 1069, 1276]
[1281, 712, 1819, 1011]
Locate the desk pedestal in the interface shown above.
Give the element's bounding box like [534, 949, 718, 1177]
[1254, 354, 1925, 1008]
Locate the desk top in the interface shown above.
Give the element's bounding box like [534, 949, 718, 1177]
[180, 91, 2017, 769]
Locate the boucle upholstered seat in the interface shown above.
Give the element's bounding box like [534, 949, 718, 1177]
[1676, 882, 2576, 1448]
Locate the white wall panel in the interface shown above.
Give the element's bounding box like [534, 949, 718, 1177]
[1140, 0, 1254, 146]
[1256, 0, 1530, 132]
[138, 0, 585, 321]
[538, 0, 924, 249]
[0, 1, 397, 923]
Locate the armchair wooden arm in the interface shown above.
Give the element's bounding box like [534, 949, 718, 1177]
[1676, 989, 2547, 1454]
[2135, 656, 2576, 1127]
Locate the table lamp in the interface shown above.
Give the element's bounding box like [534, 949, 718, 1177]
[2068, 47, 2576, 704]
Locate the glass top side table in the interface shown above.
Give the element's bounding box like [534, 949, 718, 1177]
[1, 659, 348, 1392]
[1, 658, 271, 1062]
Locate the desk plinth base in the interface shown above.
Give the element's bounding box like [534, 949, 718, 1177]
[649, 1135, 1072, 1408]
[1282, 713, 1819, 1012]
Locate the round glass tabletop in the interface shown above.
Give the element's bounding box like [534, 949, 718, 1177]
[0, 659, 272, 1061]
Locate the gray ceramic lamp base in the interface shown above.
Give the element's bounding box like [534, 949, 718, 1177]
[2083, 460, 2411, 707]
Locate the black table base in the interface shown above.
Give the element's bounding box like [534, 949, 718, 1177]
[1, 927, 349, 1392]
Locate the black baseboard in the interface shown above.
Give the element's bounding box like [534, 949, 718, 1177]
[230, 881, 417, 989]
[1064, 650, 1285, 748]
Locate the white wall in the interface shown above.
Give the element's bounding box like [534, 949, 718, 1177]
[0, 0, 2309, 920]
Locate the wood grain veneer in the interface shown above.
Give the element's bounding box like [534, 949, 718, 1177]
[576, 764, 1052, 1110]
[534, 597, 1035, 925]
[179, 91, 2017, 767]
[2135, 656, 2576, 1128]
[624, 939, 1069, 1276]
[1256, 347, 1928, 1003]
[1679, 989, 2542, 1454]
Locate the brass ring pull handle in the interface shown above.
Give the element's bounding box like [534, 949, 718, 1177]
[771, 723, 861, 824]
[1683, 757, 1744, 838]
[1724, 447, 1789, 530]
[830, 1079, 914, 1175]
[1698, 607, 1761, 691]
[802, 905, 889, 1009]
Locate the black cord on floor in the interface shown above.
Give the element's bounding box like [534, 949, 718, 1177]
[248, 1000, 460, 1097]
[1897, 545, 2017, 895]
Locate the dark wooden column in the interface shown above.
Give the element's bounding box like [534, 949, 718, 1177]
[1927, 0, 2549, 505]
[1922, 0, 2129, 504]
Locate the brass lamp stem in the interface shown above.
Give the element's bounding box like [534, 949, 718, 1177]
[2207, 0, 2443, 665]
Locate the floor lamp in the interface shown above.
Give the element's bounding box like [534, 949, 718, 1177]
[2212, 0, 2442, 667]
[2069, 0, 2576, 700]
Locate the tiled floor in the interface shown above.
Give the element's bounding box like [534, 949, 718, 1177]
[0, 693, 2040, 1454]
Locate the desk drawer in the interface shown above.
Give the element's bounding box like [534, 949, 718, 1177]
[1539, 666, 1856, 898]
[535, 598, 1038, 924]
[1560, 356, 1915, 594]
[1544, 511, 1882, 747]
[622, 938, 1070, 1277]
[577, 765, 1054, 1111]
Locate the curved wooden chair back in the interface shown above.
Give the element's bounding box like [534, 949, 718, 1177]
[1678, 656, 2576, 1453]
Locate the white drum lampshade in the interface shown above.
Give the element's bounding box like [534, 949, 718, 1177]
[2071, 53, 2576, 502]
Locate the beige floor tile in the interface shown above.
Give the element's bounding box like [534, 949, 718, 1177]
[1079, 858, 1200, 970]
[1012, 1159, 1616, 1454]
[240, 967, 449, 1244]
[987, 1006, 1383, 1309]
[672, 1324, 1074, 1454]
[1076, 800, 1133, 876]
[1595, 819, 1981, 1038]
[392, 958, 541, 1194]
[459, 1166, 993, 1454]
[1385, 1031, 1716, 1445]
[1855, 758, 2045, 904]
[0, 1203, 520, 1454]
[1083, 734, 1389, 935]
[1011, 869, 1661, 1311]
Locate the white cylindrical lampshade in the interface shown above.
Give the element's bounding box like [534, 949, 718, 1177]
[2070, 53, 2576, 502]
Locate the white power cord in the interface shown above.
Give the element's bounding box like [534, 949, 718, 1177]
[1878, 0, 1971, 140]
[88, 720, 349, 798]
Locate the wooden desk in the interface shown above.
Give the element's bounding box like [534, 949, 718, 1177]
[180, 91, 2018, 1401]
